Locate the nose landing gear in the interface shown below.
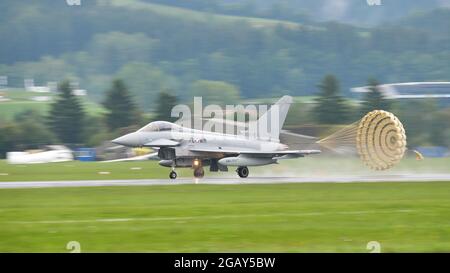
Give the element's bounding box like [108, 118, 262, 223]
[237, 166, 249, 178]
[169, 170, 177, 179]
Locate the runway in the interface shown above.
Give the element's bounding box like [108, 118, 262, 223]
[0, 174, 449, 189]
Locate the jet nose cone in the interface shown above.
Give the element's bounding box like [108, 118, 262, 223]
[112, 133, 142, 147]
[111, 135, 128, 146]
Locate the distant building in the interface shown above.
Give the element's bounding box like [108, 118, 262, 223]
[31, 96, 52, 102]
[74, 148, 96, 162]
[23, 79, 88, 95]
[351, 82, 450, 100]
[24, 79, 51, 93]
[73, 89, 87, 96]
[0, 76, 7, 90]
[0, 92, 10, 102]
[7, 145, 73, 164]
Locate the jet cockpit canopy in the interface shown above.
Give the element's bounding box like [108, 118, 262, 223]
[137, 121, 180, 132]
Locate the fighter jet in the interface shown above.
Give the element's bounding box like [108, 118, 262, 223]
[112, 96, 320, 179]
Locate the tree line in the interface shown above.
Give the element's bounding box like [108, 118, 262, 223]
[1, 75, 449, 158]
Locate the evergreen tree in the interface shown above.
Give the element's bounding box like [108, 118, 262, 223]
[103, 79, 140, 130]
[154, 90, 178, 121]
[48, 80, 85, 144]
[313, 75, 348, 124]
[360, 78, 391, 114]
[0, 122, 21, 158]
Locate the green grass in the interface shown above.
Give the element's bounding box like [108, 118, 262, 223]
[0, 182, 449, 252]
[0, 90, 105, 120]
[0, 101, 51, 120]
[0, 161, 193, 181]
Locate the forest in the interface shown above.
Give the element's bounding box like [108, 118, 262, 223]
[0, 0, 448, 109]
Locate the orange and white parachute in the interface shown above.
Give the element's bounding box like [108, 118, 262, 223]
[356, 110, 407, 170]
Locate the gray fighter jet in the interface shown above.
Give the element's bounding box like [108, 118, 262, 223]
[112, 96, 320, 179]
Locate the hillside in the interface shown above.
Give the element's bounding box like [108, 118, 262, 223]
[394, 8, 450, 38]
[144, 0, 450, 26]
[106, 0, 309, 30]
[0, 1, 449, 110]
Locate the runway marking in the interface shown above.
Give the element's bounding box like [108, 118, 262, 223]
[9, 209, 415, 225]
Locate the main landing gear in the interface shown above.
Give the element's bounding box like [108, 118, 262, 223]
[193, 167, 205, 178]
[168, 158, 205, 179]
[169, 165, 177, 180]
[169, 167, 204, 179]
[193, 158, 204, 178]
[237, 166, 249, 178]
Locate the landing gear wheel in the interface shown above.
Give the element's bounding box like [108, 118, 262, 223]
[237, 166, 249, 178]
[169, 171, 177, 179]
[193, 167, 205, 178]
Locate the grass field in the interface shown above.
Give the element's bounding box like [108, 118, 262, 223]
[0, 157, 448, 252]
[0, 182, 449, 252]
[0, 89, 105, 120]
[0, 102, 51, 120]
[0, 160, 192, 181]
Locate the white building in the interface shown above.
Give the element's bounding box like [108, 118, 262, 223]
[7, 146, 73, 164]
[351, 82, 450, 99]
[24, 79, 51, 93]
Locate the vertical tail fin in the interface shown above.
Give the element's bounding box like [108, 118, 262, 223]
[256, 95, 293, 141]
